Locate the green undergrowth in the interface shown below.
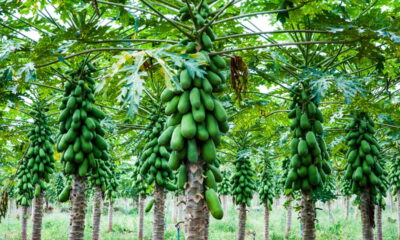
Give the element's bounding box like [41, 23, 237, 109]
[0, 199, 398, 239]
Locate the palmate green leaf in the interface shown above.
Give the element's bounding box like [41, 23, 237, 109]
[0, 40, 22, 61]
[305, 68, 366, 104]
[17, 62, 36, 82]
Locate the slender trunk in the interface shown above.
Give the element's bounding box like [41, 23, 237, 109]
[172, 196, 178, 223]
[92, 186, 103, 240]
[301, 192, 316, 240]
[107, 201, 113, 232]
[31, 192, 44, 240]
[327, 201, 334, 223]
[222, 195, 228, 215]
[360, 190, 374, 240]
[398, 190, 400, 240]
[138, 194, 145, 240]
[152, 185, 166, 240]
[390, 194, 394, 213]
[285, 196, 293, 239]
[376, 205, 382, 240]
[264, 201, 270, 240]
[185, 160, 207, 240]
[237, 203, 247, 240]
[68, 174, 87, 240]
[21, 206, 28, 240]
[345, 197, 350, 219]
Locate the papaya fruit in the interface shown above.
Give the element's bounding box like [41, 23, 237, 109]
[205, 189, 223, 219]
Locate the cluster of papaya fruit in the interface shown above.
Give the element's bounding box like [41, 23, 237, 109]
[340, 178, 352, 198]
[15, 157, 33, 206]
[89, 159, 114, 193]
[105, 161, 118, 200]
[16, 104, 55, 206]
[139, 114, 176, 191]
[389, 156, 400, 196]
[160, 2, 229, 220]
[286, 86, 331, 192]
[218, 171, 231, 196]
[258, 160, 274, 209]
[54, 174, 65, 198]
[132, 160, 148, 196]
[231, 150, 256, 206]
[56, 62, 109, 179]
[277, 157, 290, 195]
[344, 112, 386, 201]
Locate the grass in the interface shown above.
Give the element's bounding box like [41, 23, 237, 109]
[0, 197, 398, 240]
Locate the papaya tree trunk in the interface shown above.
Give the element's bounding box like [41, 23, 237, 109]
[172, 196, 178, 223]
[152, 184, 165, 240]
[398, 190, 400, 240]
[107, 201, 113, 232]
[301, 192, 316, 240]
[264, 201, 270, 240]
[345, 197, 350, 219]
[360, 190, 374, 240]
[92, 186, 103, 240]
[185, 161, 207, 240]
[32, 192, 44, 240]
[376, 205, 382, 240]
[237, 203, 246, 240]
[204, 210, 209, 240]
[221, 195, 228, 216]
[138, 194, 145, 240]
[68, 174, 87, 240]
[389, 194, 394, 213]
[285, 196, 292, 239]
[21, 205, 28, 240]
[327, 201, 334, 223]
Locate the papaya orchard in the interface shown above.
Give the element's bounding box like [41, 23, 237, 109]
[1, 1, 400, 240]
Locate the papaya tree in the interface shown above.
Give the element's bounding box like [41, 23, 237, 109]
[105, 160, 118, 233]
[340, 177, 352, 219]
[15, 151, 34, 240]
[56, 61, 110, 240]
[285, 82, 332, 240]
[89, 150, 112, 240]
[131, 159, 149, 240]
[229, 132, 256, 240]
[258, 157, 274, 240]
[279, 157, 293, 238]
[140, 109, 176, 240]
[389, 155, 400, 239]
[159, 2, 229, 238]
[343, 112, 386, 240]
[218, 170, 232, 213]
[26, 101, 55, 240]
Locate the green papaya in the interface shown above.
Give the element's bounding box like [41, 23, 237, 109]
[181, 113, 197, 139]
[187, 139, 199, 163]
[298, 140, 308, 157]
[145, 199, 155, 213]
[177, 165, 187, 189]
[205, 189, 223, 219]
[178, 91, 190, 114]
[205, 170, 217, 190]
[171, 125, 184, 150]
[165, 96, 180, 115]
[180, 69, 192, 89]
[201, 139, 216, 163]
[161, 89, 175, 103]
